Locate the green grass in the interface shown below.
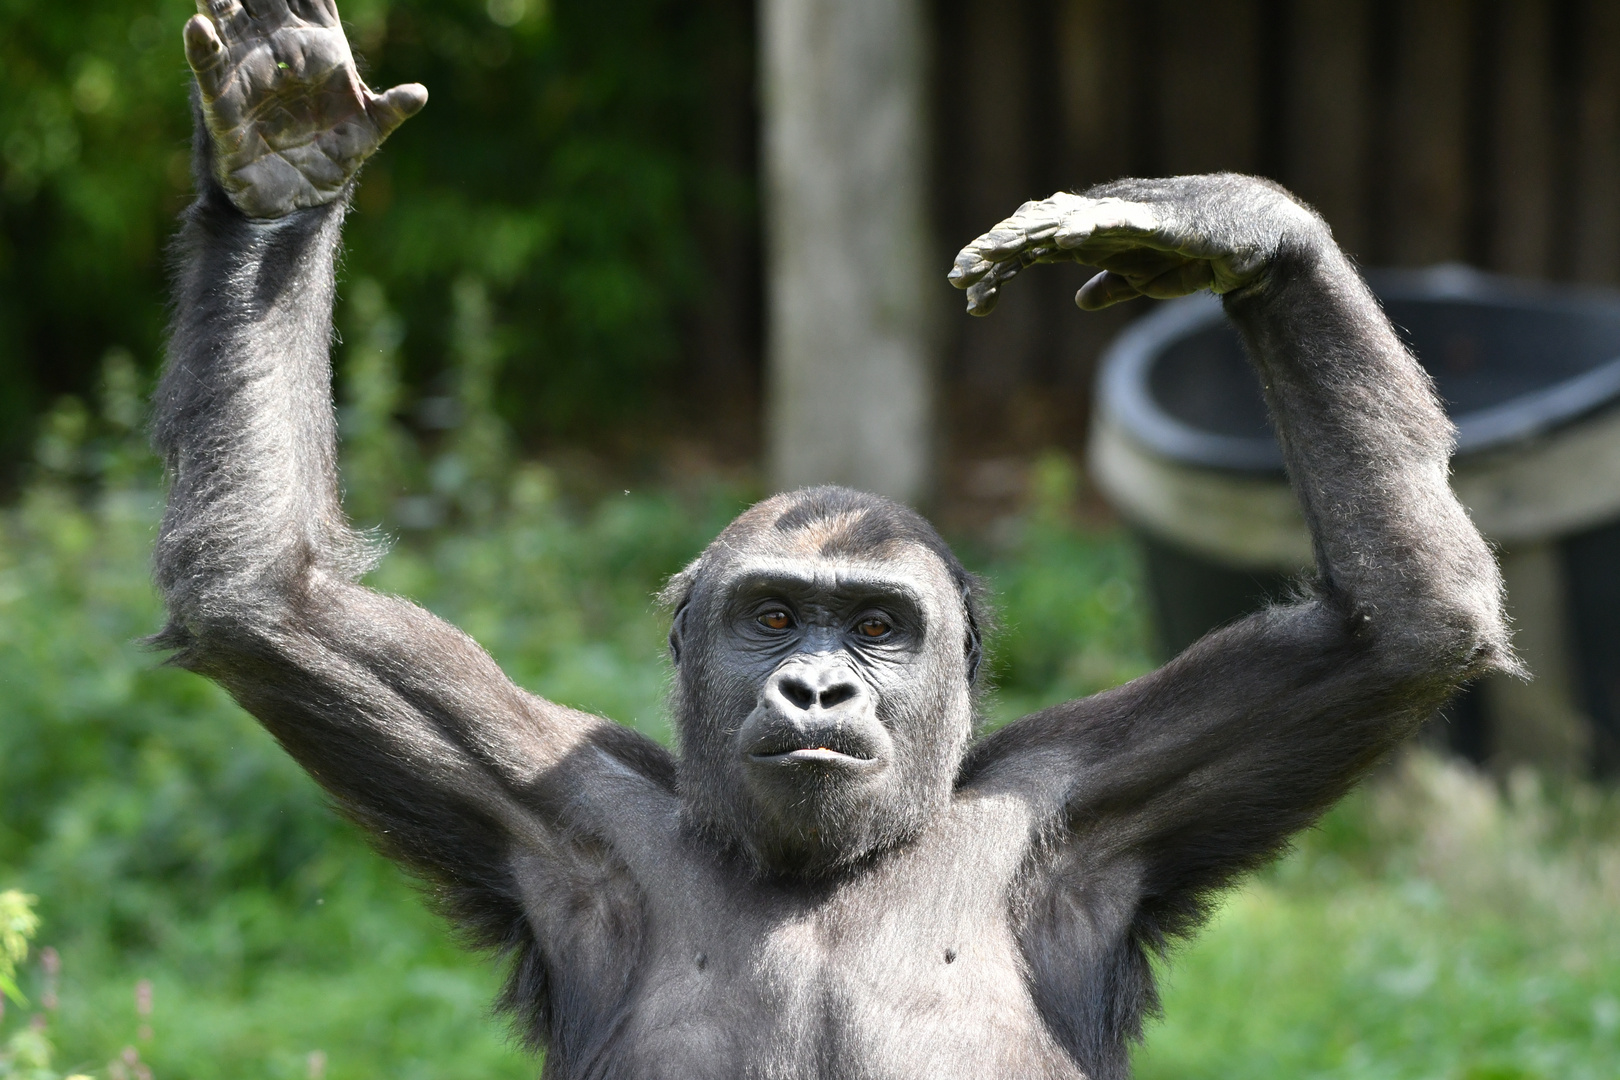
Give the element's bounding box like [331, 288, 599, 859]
[1138, 757, 1620, 1080]
[3, 448, 1617, 1078]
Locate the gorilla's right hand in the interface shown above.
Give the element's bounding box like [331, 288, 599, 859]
[948, 174, 1326, 317]
[183, 0, 427, 219]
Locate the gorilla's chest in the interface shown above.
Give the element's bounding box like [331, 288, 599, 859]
[574, 799, 1088, 1079]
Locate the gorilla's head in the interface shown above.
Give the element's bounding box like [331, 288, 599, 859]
[662, 486, 987, 877]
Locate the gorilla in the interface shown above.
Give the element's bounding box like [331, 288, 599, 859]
[152, 3, 1514, 1078]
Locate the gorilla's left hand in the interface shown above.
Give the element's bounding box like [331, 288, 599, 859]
[949, 174, 1327, 316]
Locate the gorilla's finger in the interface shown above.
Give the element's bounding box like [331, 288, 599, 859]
[240, 0, 293, 22]
[965, 279, 1000, 316]
[1075, 271, 1141, 310]
[989, 201, 1063, 253]
[965, 256, 1031, 315]
[974, 225, 1031, 261]
[997, 199, 1062, 246]
[948, 248, 994, 288]
[1137, 260, 1216, 299]
[951, 198, 1075, 286]
[200, 0, 258, 49]
[368, 83, 429, 137]
[1085, 246, 1187, 282]
[184, 15, 230, 98]
[200, 0, 244, 20]
[955, 217, 1045, 274]
[1054, 199, 1161, 250]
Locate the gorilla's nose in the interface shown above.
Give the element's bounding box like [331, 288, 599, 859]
[769, 663, 866, 715]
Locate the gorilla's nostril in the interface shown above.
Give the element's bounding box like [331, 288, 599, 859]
[779, 677, 816, 710]
[818, 683, 858, 709]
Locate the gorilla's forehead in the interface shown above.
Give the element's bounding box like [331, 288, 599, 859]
[725, 497, 948, 560]
[684, 487, 970, 626]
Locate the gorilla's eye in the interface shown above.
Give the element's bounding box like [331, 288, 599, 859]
[856, 617, 892, 639]
[759, 609, 792, 631]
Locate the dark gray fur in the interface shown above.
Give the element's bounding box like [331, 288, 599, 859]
[153, 141, 1512, 1078]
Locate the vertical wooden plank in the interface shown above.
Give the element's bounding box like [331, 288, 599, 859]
[689, 0, 761, 448]
[1284, 0, 1372, 255]
[1383, 0, 1475, 266]
[1152, 0, 1262, 175]
[948, 0, 1040, 399]
[1572, 0, 1620, 284]
[957, 2, 1033, 243]
[1048, 0, 1139, 416]
[1488, 0, 1555, 277]
[1055, 0, 1132, 188]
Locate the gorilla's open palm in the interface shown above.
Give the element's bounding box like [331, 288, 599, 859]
[152, 4, 1514, 1079]
[183, 0, 425, 217]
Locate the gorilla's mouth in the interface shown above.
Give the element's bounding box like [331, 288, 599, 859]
[745, 729, 883, 769]
[755, 747, 873, 767]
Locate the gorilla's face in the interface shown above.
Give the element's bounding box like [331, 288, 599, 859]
[666, 489, 982, 877]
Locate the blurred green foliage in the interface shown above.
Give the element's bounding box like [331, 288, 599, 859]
[0, 0, 755, 485]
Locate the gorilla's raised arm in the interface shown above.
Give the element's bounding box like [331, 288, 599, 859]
[955, 176, 1515, 935]
[152, 1, 673, 964]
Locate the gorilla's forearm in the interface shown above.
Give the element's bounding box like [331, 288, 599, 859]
[152, 166, 364, 642]
[1221, 226, 1511, 668]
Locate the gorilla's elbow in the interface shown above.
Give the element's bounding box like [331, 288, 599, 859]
[1356, 583, 1520, 691]
[153, 540, 332, 663]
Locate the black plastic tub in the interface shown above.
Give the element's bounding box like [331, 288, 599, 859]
[1089, 265, 1620, 773]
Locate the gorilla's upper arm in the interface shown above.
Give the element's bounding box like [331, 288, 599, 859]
[185, 573, 677, 1049]
[965, 595, 1452, 938]
[186, 571, 677, 895]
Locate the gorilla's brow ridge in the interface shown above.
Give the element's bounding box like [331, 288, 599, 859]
[722, 565, 931, 609]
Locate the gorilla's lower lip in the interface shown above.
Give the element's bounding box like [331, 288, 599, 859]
[749, 747, 879, 767]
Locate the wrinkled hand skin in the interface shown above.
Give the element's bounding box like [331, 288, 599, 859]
[949, 174, 1326, 315]
[184, 0, 427, 219]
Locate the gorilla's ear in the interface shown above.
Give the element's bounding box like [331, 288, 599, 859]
[659, 557, 705, 667]
[668, 599, 691, 665]
[963, 584, 984, 685]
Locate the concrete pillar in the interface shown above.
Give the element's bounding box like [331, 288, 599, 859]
[760, 0, 934, 503]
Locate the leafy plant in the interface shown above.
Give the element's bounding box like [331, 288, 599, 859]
[0, 891, 38, 1009]
[0, 893, 93, 1080]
